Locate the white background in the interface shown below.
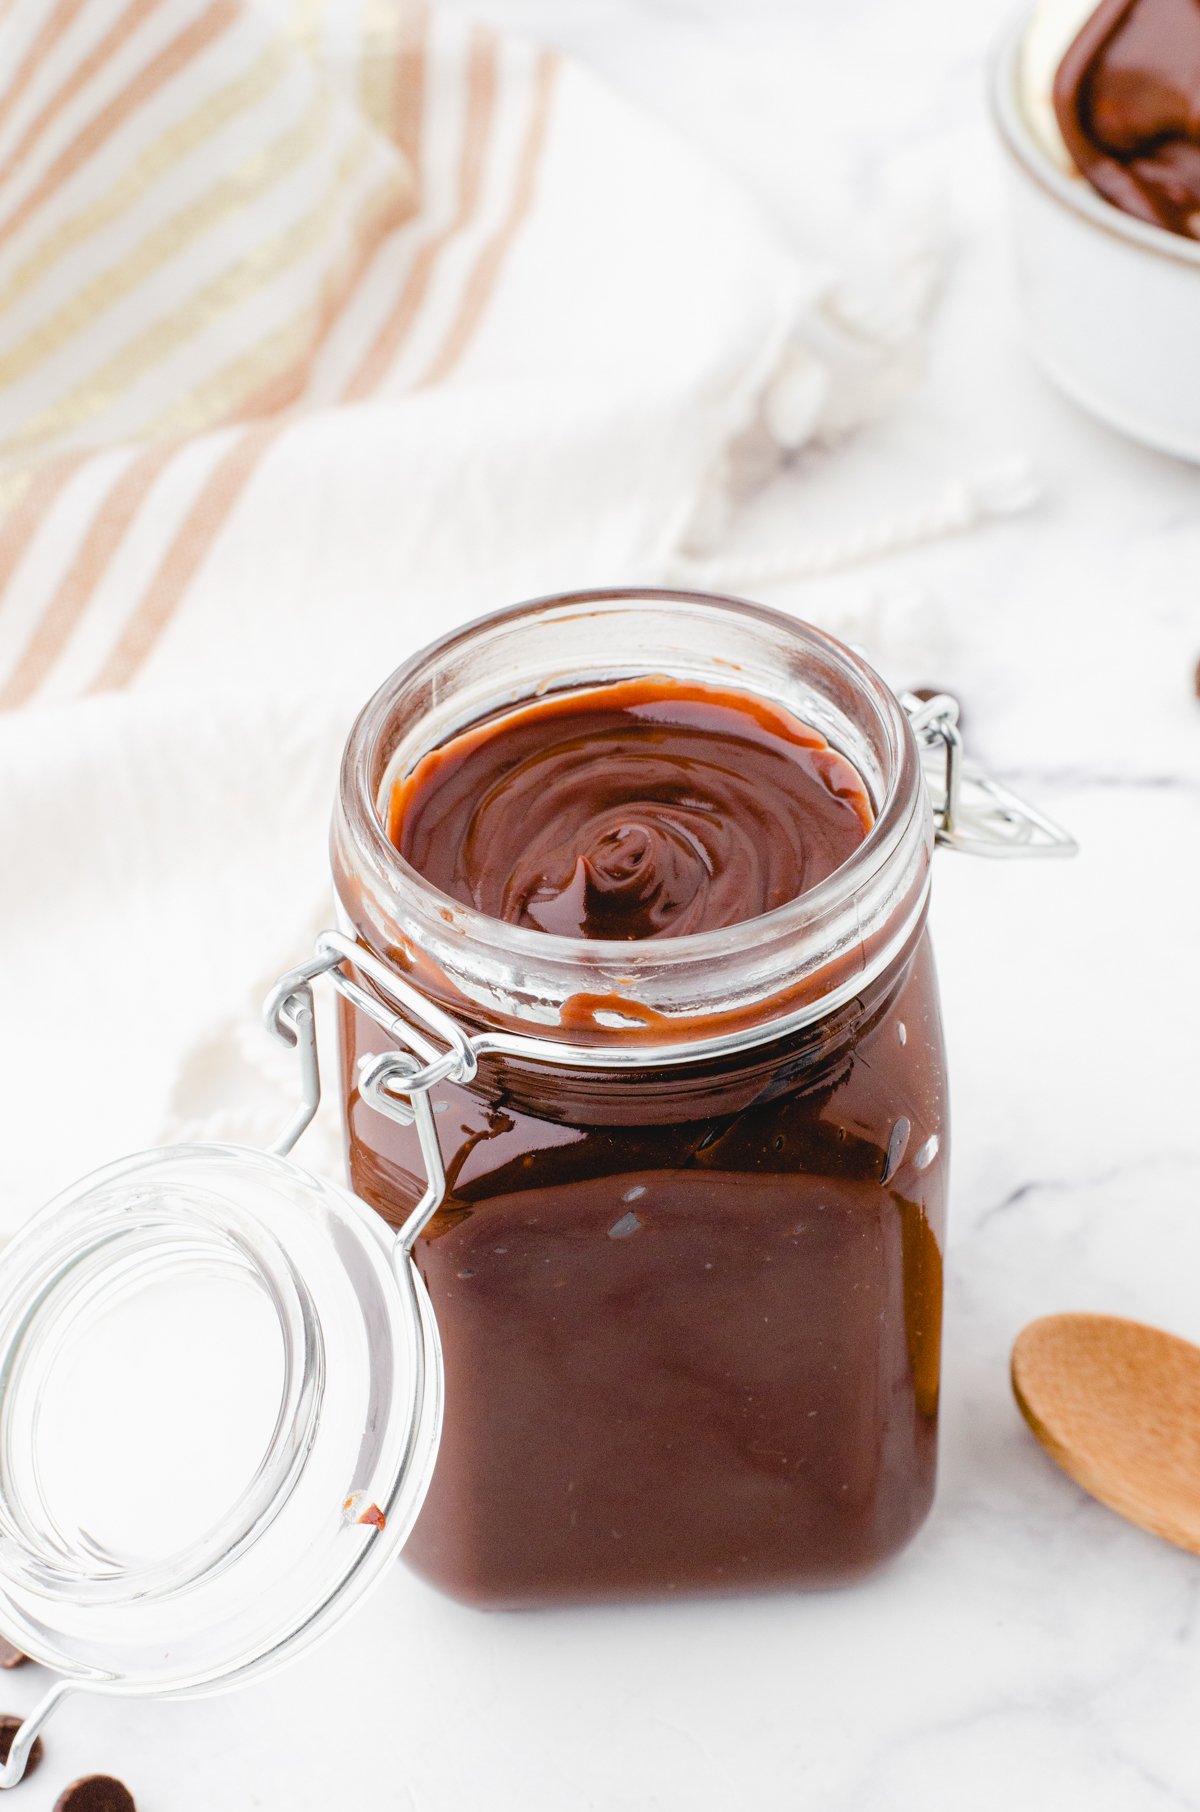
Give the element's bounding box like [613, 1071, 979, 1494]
[7, 0, 1200, 1807]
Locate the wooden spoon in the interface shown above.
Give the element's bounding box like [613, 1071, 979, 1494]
[1012, 1312, 1200, 1556]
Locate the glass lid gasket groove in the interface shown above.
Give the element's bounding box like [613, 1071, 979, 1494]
[0, 1179, 324, 1608]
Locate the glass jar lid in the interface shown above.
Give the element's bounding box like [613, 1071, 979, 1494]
[0, 1143, 441, 1699]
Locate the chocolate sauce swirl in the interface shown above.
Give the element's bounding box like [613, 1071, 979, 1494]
[388, 678, 873, 941]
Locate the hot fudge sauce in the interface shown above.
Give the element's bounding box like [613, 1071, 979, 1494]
[389, 678, 873, 939]
[336, 647, 947, 1607]
[1055, 0, 1200, 237]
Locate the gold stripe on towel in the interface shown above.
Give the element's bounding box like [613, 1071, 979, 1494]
[359, 0, 397, 137]
[0, 85, 337, 390]
[0, 134, 378, 462]
[0, 0, 241, 255]
[0, 42, 290, 323]
[142, 169, 410, 434]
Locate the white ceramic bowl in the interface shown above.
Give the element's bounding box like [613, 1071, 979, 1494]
[991, 20, 1200, 461]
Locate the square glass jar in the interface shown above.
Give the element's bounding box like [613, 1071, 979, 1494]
[331, 590, 947, 1607]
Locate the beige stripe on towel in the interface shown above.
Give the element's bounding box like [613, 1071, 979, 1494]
[343, 22, 496, 399]
[0, 0, 241, 255]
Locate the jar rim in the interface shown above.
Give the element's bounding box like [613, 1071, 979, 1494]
[338, 588, 926, 987]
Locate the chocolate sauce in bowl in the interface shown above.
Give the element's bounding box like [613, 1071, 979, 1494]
[1055, 0, 1200, 238]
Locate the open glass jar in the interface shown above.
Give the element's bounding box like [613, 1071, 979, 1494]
[0, 590, 1073, 1780]
[335, 590, 949, 1605]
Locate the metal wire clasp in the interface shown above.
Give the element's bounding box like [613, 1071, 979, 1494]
[262, 931, 477, 1251]
[901, 692, 1077, 858]
[0, 1681, 74, 1790]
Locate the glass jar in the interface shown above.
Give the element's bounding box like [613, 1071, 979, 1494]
[0, 588, 1072, 1783]
[331, 590, 948, 1607]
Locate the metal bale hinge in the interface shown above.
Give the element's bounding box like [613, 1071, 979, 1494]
[262, 930, 477, 1253]
[0, 1683, 74, 1791]
[901, 692, 1077, 859]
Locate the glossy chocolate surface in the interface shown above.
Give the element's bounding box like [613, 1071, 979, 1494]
[388, 679, 873, 940]
[340, 679, 946, 1606]
[1055, 0, 1200, 238]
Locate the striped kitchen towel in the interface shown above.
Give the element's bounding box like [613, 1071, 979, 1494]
[0, 0, 811, 709]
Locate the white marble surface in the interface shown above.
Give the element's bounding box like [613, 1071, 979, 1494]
[8, 1, 1200, 1808]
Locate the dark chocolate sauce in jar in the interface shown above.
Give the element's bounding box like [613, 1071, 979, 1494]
[339, 674, 947, 1607]
[388, 678, 874, 940]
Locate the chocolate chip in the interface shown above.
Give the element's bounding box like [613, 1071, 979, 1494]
[0, 1714, 43, 1779]
[0, 1639, 27, 1669]
[53, 1778, 136, 1812]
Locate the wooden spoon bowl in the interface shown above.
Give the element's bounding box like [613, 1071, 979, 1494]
[1012, 1312, 1200, 1556]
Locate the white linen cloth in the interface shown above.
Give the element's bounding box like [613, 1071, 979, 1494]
[0, 0, 981, 1230]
